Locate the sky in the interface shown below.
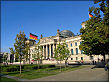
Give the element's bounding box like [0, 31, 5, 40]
[1, 1, 100, 53]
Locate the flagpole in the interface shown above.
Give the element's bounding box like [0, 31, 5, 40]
[88, 12, 90, 19]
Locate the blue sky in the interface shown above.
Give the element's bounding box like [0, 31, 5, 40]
[1, 1, 100, 53]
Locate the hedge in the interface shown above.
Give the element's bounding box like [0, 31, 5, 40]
[1, 64, 55, 72]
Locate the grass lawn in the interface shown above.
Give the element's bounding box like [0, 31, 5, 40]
[0, 76, 19, 82]
[1, 65, 89, 80]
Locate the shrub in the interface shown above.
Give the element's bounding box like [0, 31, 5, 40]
[1, 64, 55, 72]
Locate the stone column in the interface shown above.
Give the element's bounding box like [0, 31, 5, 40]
[46, 45, 48, 59]
[49, 44, 51, 59]
[56, 44, 57, 49]
[43, 46, 44, 59]
[53, 44, 54, 57]
[14, 54, 15, 62]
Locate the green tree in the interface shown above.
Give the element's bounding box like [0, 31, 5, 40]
[34, 40, 43, 69]
[54, 41, 70, 72]
[23, 42, 30, 64]
[79, 0, 109, 61]
[3, 54, 8, 63]
[14, 31, 27, 74]
[9, 48, 15, 63]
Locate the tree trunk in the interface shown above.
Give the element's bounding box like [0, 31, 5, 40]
[65, 60, 67, 69]
[60, 60, 62, 72]
[38, 59, 40, 69]
[29, 55, 30, 64]
[20, 57, 21, 74]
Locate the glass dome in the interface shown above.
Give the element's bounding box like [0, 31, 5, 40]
[60, 30, 75, 37]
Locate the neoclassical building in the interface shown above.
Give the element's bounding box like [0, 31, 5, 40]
[26, 22, 106, 64]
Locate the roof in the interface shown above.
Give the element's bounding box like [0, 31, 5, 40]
[60, 30, 75, 38]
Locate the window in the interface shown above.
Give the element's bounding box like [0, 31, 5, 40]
[71, 58, 73, 60]
[81, 57, 83, 60]
[76, 48, 78, 55]
[90, 56, 93, 60]
[71, 49, 73, 55]
[75, 42, 77, 46]
[76, 57, 78, 60]
[71, 43, 72, 47]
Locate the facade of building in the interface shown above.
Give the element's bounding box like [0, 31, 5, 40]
[0, 52, 14, 63]
[27, 22, 107, 64]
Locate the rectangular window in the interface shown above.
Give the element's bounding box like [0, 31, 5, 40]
[76, 48, 78, 55]
[76, 57, 78, 60]
[90, 56, 93, 60]
[75, 42, 77, 46]
[71, 49, 73, 55]
[71, 43, 72, 47]
[81, 57, 83, 60]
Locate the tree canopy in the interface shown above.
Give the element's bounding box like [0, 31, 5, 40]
[79, 0, 109, 61]
[54, 41, 70, 72]
[14, 31, 27, 73]
[14, 31, 27, 61]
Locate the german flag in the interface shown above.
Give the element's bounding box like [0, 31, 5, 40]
[29, 33, 38, 40]
[89, 13, 93, 17]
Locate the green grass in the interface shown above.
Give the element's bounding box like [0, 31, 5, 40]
[0, 76, 19, 82]
[1, 65, 89, 80]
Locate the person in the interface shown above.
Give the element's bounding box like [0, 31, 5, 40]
[105, 63, 108, 71]
[95, 61, 96, 65]
[81, 60, 84, 64]
[98, 58, 100, 62]
[107, 60, 109, 71]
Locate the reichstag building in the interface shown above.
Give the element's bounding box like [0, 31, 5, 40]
[25, 22, 106, 64]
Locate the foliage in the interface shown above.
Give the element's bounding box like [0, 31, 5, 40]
[1, 65, 88, 80]
[79, 0, 109, 61]
[1, 76, 19, 82]
[33, 40, 43, 69]
[54, 41, 70, 61]
[9, 48, 15, 63]
[14, 31, 27, 62]
[1, 64, 55, 72]
[2, 54, 8, 63]
[14, 31, 27, 74]
[23, 42, 30, 63]
[9, 48, 15, 55]
[54, 41, 70, 71]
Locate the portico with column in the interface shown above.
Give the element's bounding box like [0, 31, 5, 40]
[41, 43, 56, 60]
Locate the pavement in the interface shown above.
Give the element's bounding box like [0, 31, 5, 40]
[1, 65, 109, 82]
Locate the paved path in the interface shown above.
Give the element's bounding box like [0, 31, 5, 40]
[1, 65, 109, 81]
[30, 65, 109, 81]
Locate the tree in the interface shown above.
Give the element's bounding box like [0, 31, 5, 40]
[34, 40, 43, 69]
[79, 0, 109, 62]
[14, 31, 27, 74]
[9, 48, 15, 63]
[2, 54, 8, 64]
[54, 41, 70, 72]
[23, 42, 30, 64]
